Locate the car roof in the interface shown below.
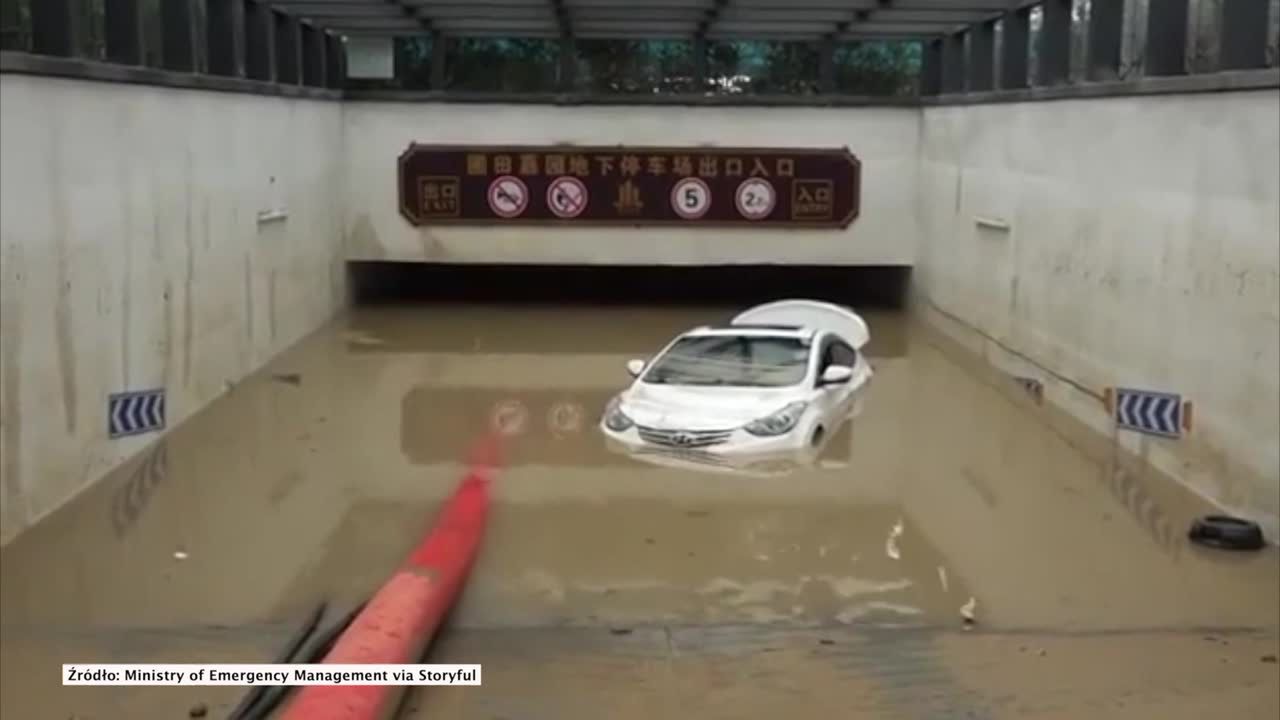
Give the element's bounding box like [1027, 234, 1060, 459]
[682, 325, 815, 339]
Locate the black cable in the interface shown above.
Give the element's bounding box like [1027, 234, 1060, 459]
[237, 601, 368, 720]
[226, 601, 327, 720]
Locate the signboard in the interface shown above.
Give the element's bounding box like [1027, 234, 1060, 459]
[108, 388, 166, 438]
[398, 144, 861, 228]
[345, 37, 393, 79]
[1108, 387, 1188, 438]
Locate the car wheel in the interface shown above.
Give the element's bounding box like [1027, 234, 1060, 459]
[810, 427, 825, 447]
[1188, 515, 1265, 551]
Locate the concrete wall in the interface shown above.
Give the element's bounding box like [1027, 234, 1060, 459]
[341, 103, 920, 266]
[4, 73, 1277, 545]
[0, 75, 347, 544]
[916, 89, 1280, 537]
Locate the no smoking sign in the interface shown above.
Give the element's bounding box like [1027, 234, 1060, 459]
[546, 176, 589, 219]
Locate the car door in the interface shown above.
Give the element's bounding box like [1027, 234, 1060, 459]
[827, 340, 862, 413]
[810, 334, 846, 426]
[819, 338, 860, 425]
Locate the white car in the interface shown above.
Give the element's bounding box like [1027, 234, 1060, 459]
[600, 300, 873, 459]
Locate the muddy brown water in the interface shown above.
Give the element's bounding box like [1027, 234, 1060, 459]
[2, 305, 1277, 719]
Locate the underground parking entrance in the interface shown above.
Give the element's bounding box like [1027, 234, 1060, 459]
[3, 0, 1277, 713]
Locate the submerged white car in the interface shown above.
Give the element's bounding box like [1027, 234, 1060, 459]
[600, 300, 873, 457]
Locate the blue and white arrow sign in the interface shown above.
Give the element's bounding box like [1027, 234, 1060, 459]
[108, 389, 166, 438]
[1113, 387, 1183, 438]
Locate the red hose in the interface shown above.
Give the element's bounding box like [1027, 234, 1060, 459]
[278, 434, 501, 720]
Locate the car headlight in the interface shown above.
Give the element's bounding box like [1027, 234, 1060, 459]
[744, 401, 808, 437]
[603, 397, 634, 432]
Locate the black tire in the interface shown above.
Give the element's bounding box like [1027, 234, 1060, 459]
[810, 427, 825, 447]
[1188, 515, 1266, 551]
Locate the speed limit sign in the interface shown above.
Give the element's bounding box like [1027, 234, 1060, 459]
[671, 177, 712, 220]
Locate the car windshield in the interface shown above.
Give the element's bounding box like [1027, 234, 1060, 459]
[642, 335, 811, 387]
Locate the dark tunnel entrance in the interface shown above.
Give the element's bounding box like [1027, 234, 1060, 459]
[348, 263, 912, 308]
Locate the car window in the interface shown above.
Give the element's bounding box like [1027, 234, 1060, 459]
[816, 337, 857, 386]
[831, 341, 858, 367]
[642, 335, 811, 387]
[818, 340, 835, 370]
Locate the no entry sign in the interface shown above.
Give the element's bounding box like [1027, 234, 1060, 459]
[399, 144, 860, 228]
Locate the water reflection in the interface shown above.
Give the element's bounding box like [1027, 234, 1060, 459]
[0, 304, 1274, 640]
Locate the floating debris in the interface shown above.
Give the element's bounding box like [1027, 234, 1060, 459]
[960, 596, 977, 627]
[886, 519, 904, 560]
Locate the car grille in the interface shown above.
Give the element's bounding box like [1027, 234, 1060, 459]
[636, 426, 733, 449]
[636, 447, 735, 467]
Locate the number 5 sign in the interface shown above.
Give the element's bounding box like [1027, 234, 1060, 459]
[670, 178, 711, 220]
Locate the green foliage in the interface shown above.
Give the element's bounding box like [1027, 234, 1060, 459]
[0, 0, 29, 51]
[832, 41, 922, 95]
[708, 41, 822, 94]
[396, 37, 920, 96]
[575, 39, 697, 94]
[394, 36, 433, 89]
[0, 0, 921, 98]
[446, 38, 562, 92]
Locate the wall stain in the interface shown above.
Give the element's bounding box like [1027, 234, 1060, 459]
[268, 470, 304, 508]
[121, 163, 134, 389]
[244, 255, 255, 347]
[182, 206, 195, 388]
[1105, 463, 1183, 561]
[49, 119, 78, 435]
[202, 198, 211, 251]
[182, 148, 195, 387]
[268, 270, 278, 343]
[162, 280, 174, 387]
[151, 205, 164, 264]
[1, 242, 27, 530]
[109, 442, 168, 538]
[960, 466, 999, 509]
[346, 213, 381, 257]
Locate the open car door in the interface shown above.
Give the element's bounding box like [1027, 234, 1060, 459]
[731, 299, 870, 350]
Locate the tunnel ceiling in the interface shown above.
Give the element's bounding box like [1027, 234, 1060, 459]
[262, 0, 1037, 40]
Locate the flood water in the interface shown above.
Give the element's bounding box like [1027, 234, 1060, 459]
[2, 304, 1277, 719]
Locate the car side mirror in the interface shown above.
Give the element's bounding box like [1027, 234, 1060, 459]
[626, 359, 646, 378]
[820, 365, 853, 385]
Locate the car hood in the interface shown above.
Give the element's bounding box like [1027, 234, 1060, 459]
[621, 383, 801, 430]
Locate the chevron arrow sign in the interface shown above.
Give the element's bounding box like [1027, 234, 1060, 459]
[108, 389, 166, 439]
[1113, 387, 1183, 438]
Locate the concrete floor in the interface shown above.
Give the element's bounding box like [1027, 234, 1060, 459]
[1, 305, 1277, 719]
